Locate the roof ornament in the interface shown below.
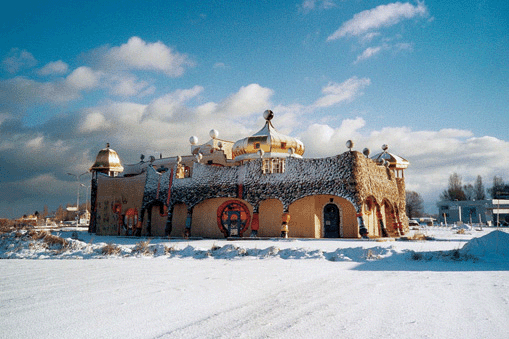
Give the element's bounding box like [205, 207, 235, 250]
[195, 153, 203, 163]
[140, 154, 145, 162]
[209, 129, 219, 139]
[346, 140, 354, 151]
[382, 144, 389, 152]
[189, 136, 198, 145]
[258, 149, 265, 158]
[263, 109, 274, 121]
[363, 148, 370, 157]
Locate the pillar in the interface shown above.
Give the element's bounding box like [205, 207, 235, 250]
[184, 207, 193, 238]
[357, 211, 369, 239]
[281, 212, 290, 238]
[164, 205, 174, 237]
[376, 206, 388, 237]
[390, 211, 401, 236]
[251, 207, 260, 237]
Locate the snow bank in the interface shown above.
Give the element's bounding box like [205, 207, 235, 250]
[460, 230, 509, 261]
[2, 228, 508, 263]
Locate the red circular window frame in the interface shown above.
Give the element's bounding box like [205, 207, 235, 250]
[216, 200, 251, 237]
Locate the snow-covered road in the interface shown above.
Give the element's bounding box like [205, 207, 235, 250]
[1, 228, 509, 338]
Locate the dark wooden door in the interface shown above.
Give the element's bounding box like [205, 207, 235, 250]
[324, 204, 340, 238]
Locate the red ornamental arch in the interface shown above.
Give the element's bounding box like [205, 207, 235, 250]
[216, 200, 251, 237]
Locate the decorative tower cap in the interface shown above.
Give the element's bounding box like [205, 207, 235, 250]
[189, 136, 198, 145]
[346, 140, 354, 150]
[90, 143, 124, 173]
[232, 110, 305, 161]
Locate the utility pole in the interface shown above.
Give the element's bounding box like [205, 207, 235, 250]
[67, 172, 89, 226]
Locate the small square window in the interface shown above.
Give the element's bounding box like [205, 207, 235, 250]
[255, 143, 260, 149]
[281, 142, 286, 149]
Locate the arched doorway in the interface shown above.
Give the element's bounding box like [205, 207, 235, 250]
[323, 203, 340, 238]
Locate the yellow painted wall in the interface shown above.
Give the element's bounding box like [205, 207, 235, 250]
[95, 174, 145, 235]
[192, 198, 253, 238]
[289, 196, 319, 238]
[148, 207, 167, 236]
[258, 199, 284, 237]
[169, 204, 188, 238]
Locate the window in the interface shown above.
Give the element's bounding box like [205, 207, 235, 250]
[262, 158, 285, 174]
[281, 142, 287, 149]
[255, 142, 260, 149]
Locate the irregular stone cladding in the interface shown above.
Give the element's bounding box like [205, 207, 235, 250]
[140, 151, 360, 213]
[353, 152, 408, 230]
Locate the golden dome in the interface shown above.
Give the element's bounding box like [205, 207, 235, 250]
[232, 110, 305, 161]
[90, 143, 124, 174]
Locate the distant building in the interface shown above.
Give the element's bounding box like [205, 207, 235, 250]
[89, 110, 412, 239]
[437, 199, 509, 225]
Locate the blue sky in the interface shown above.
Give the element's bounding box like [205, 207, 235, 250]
[1, 0, 508, 218]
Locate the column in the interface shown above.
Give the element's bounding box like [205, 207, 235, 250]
[281, 212, 290, 238]
[184, 207, 193, 238]
[357, 211, 369, 239]
[251, 206, 259, 237]
[164, 205, 174, 237]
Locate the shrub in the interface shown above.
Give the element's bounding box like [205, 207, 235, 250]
[133, 240, 153, 255]
[101, 243, 121, 255]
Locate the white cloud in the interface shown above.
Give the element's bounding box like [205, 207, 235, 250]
[0, 77, 78, 105]
[2, 48, 37, 73]
[143, 85, 204, 121]
[217, 84, 274, 117]
[327, 2, 428, 41]
[80, 112, 111, 133]
[99, 36, 194, 77]
[313, 77, 371, 108]
[0, 67, 102, 107]
[354, 46, 384, 63]
[37, 60, 69, 76]
[65, 66, 102, 90]
[105, 74, 150, 97]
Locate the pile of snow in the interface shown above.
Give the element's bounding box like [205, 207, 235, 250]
[451, 223, 472, 230]
[460, 230, 509, 261]
[1, 228, 509, 263]
[0, 230, 396, 261]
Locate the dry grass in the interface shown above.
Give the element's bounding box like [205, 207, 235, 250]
[133, 240, 153, 255]
[101, 243, 121, 255]
[164, 244, 179, 255]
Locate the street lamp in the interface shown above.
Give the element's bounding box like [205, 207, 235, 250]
[67, 172, 89, 226]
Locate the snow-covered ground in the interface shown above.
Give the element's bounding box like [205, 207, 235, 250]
[1, 227, 509, 339]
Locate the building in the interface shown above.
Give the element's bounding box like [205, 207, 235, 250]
[89, 110, 411, 239]
[437, 199, 509, 226]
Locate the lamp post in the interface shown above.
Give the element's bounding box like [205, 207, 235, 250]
[67, 172, 89, 226]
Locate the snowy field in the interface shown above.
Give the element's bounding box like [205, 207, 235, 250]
[1, 227, 509, 339]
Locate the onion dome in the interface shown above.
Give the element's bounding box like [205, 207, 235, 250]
[232, 110, 305, 161]
[370, 144, 409, 170]
[90, 143, 124, 175]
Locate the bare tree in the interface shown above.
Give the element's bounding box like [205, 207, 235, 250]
[488, 176, 509, 199]
[406, 191, 424, 219]
[463, 184, 474, 200]
[473, 175, 486, 200]
[440, 173, 466, 201]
